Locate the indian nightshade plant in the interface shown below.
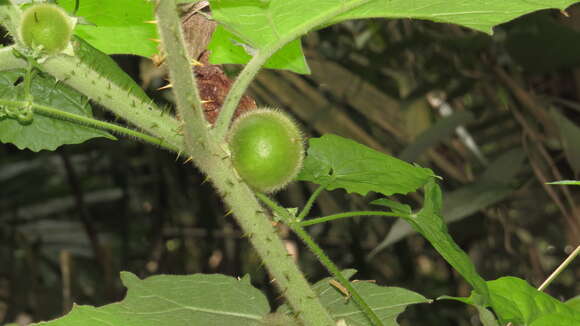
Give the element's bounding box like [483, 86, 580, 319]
[0, 0, 579, 325]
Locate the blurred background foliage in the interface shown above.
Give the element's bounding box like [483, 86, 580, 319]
[1, 4, 580, 326]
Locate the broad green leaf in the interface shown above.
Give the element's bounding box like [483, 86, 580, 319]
[488, 277, 580, 325]
[57, 0, 157, 57]
[547, 180, 580, 186]
[369, 148, 525, 255]
[551, 109, 580, 175]
[404, 180, 490, 304]
[566, 295, 580, 311]
[297, 134, 434, 196]
[279, 270, 430, 326]
[208, 25, 310, 74]
[208, 0, 580, 72]
[33, 272, 271, 326]
[531, 313, 580, 326]
[447, 277, 580, 325]
[0, 70, 113, 151]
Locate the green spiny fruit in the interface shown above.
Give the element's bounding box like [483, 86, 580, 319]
[228, 108, 304, 193]
[19, 4, 73, 55]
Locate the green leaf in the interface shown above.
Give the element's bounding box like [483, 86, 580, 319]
[566, 295, 580, 311]
[207, 25, 310, 74]
[448, 277, 580, 325]
[279, 270, 430, 326]
[57, 0, 158, 57]
[405, 179, 490, 304]
[297, 134, 435, 196]
[0, 70, 113, 152]
[488, 277, 580, 325]
[33, 272, 271, 326]
[547, 180, 580, 186]
[208, 0, 580, 72]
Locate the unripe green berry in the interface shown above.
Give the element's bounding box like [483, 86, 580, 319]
[19, 4, 73, 55]
[228, 108, 304, 193]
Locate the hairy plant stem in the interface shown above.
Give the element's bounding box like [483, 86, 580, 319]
[0, 98, 178, 151]
[297, 185, 326, 221]
[300, 211, 409, 227]
[39, 53, 183, 150]
[256, 193, 385, 326]
[155, 1, 334, 325]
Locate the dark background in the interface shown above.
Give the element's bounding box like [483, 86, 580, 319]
[1, 5, 580, 326]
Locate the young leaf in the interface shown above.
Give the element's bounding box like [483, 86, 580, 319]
[444, 277, 580, 326]
[547, 180, 580, 186]
[0, 70, 113, 152]
[208, 25, 310, 74]
[57, 0, 158, 57]
[404, 179, 490, 304]
[297, 134, 434, 196]
[209, 0, 580, 72]
[33, 272, 271, 326]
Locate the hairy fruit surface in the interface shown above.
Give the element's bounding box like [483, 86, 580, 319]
[19, 4, 73, 55]
[228, 108, 304, 193]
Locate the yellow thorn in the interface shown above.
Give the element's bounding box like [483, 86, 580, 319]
[191, 58, 204, 66]
[201, 176, 210, 184]
[144, 20, 158, 24]
[148, 38, 161, 43]
[561, 9, 570, 17]
[201, 99, 213, 104]
[183, 156, 193, 164]
[225, 210, 234, 217]
[157, 83, 173, 91]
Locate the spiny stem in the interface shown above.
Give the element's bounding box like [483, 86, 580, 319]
[0, 98, 179, 152]
[289, 222, 384, 326]
[297, 185, 326, 221]
[256, 193, 384, 326]
[300, 210, 409, 227]
[154, 0, 207, 149]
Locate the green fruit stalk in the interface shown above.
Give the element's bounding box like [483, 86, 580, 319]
[228, 108, 304, 193]
[19, 4, 73, 54]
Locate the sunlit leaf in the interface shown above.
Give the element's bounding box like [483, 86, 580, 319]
[297, 134, 434, 196]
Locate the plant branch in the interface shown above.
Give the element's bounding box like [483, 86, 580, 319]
[154, 2, 335, 325]
[39, 53, 184, 151]
[289, 222, 384, 326]
[155, 0, 208, 149]
[256, 193, 384, 326]
[300, 210, 409, 227]
[0, 98, 179, 152]
[297, 184, 326, 221]
[212, 0, 373, 140]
